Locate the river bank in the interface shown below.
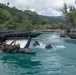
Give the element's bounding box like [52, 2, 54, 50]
[37, 29, 76, 34]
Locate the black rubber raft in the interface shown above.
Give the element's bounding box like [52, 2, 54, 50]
[60, 33, 76, 39]
[0, 30, 42, 42]
[0, 30, 42, 54]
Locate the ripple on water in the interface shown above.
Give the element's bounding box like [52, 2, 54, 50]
[0, 32, 76, 75]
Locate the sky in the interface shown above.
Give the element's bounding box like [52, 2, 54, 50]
[0, 0, 76, 16]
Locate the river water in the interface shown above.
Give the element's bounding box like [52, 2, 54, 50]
[0, 32, 76, 75]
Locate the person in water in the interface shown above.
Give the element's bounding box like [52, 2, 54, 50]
[45, 44, 52, 49]
[12, 41, 20, 53]
[14, 42, 20, 51]
[1, 41, 20, 53]
[33, 41, 40, 46]
[66, 28, 70, 35]
[1, 41, 9, 53]
[65, 28, 70, 36]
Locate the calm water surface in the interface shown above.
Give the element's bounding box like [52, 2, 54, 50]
[0, 32, 76, 75]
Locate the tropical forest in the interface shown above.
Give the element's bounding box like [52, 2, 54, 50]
[0, 3, 67, 30]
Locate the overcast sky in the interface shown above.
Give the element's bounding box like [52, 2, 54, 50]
[0, 0, 76, 16]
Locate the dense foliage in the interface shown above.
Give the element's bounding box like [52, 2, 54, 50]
[61, 3, 76, 29]
[0, 3, 66, 30]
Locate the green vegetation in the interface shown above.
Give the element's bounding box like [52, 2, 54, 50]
[0, 3, 66, 30]
[61, 3, 76, 29]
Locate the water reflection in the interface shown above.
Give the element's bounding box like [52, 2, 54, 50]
[0, 54, 41, 69]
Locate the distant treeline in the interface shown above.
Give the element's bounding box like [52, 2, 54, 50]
[0, 3, 66, 30]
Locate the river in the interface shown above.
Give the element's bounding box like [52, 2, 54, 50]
[0, 32, 76, 75]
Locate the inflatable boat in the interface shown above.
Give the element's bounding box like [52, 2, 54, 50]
[69, 33, 76, 39]
[0, 30, 42, 54]
[60, 33, 76, 39]
[0, 30, 42, 42]
[60, 34, 67, 38]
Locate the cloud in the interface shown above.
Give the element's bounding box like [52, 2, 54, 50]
[38, 8, 62, 16]
[0, 0, 75, 16]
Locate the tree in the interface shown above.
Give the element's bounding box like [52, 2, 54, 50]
[61, 3, 76, 29]
[0, 8, 11, 23]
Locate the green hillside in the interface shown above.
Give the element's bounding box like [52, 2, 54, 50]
[0, 3, 53, 30]
[0, 3, 67, 30]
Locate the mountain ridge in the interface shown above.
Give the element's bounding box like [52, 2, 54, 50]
[39, 15, 66, 23]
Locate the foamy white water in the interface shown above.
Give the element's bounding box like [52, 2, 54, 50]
[33, 42, 46, 49]
[56, 45, 65, 49]
[51, 33, 59, 39]
[6, 39, 28, 48]
[37, 42, 46, 48]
